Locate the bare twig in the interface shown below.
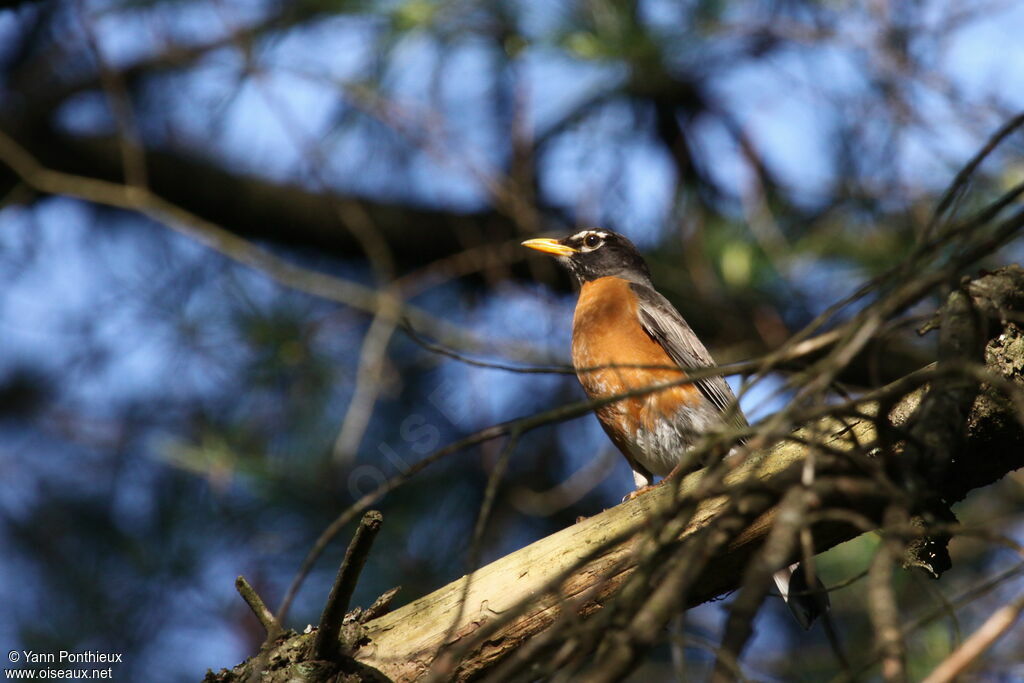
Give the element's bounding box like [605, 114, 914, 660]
[313, 510, 385, 662]
[929, 111, 1024, 232]
[332, 293, 403, 463]
[361, 586, 402, 623]
[0, 129, 515, 361]
[838, 561, 1024, 682]
[235, 575, 281, 636]
[920, 593, 1024, 683]
[868, 507, 909, 683]
[711, 488, 810, 682]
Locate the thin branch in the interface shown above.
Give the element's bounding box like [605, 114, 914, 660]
[839, 561, 1024, 682]
[332, 294, 402, 463]
[0, 128, 516, 361]
[402, 322, 575, 374]
[313, 510, 385, 662]
[75, 0, 148, 189]
[711, 488, 810, 682]
[929, 111, 1024, 231]
[920, 593, 1024, 683]
[235, 575, 281, 636]
[871, 510, 910, 683]
[362, 586, 402, 623]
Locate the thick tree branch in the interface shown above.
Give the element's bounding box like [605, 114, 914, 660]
[0, 119, 527, 275]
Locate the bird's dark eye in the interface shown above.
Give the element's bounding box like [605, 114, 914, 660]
[584, 234, 601, 248]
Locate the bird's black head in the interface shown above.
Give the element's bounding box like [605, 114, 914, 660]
[522, 229, 652, 286]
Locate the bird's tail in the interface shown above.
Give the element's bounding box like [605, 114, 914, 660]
[773, 562, 829, 630]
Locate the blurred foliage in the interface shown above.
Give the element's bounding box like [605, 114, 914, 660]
[1, 0, 1024, 680]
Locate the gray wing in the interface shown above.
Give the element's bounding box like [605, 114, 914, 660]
[630, 282, 749, 430]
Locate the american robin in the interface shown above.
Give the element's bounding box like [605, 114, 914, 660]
[523, 228, 826, 629]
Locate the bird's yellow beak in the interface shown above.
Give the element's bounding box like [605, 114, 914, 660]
[521, 238, 577, 256]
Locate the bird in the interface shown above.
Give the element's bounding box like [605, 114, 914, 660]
[522, 228, 827, 629]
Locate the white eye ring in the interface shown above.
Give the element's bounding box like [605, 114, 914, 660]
[573, 230, 607, 251]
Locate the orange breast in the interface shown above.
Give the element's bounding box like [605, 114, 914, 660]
[571, 277, 701, 436]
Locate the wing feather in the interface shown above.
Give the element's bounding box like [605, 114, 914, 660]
[630, 283, 748, 430]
